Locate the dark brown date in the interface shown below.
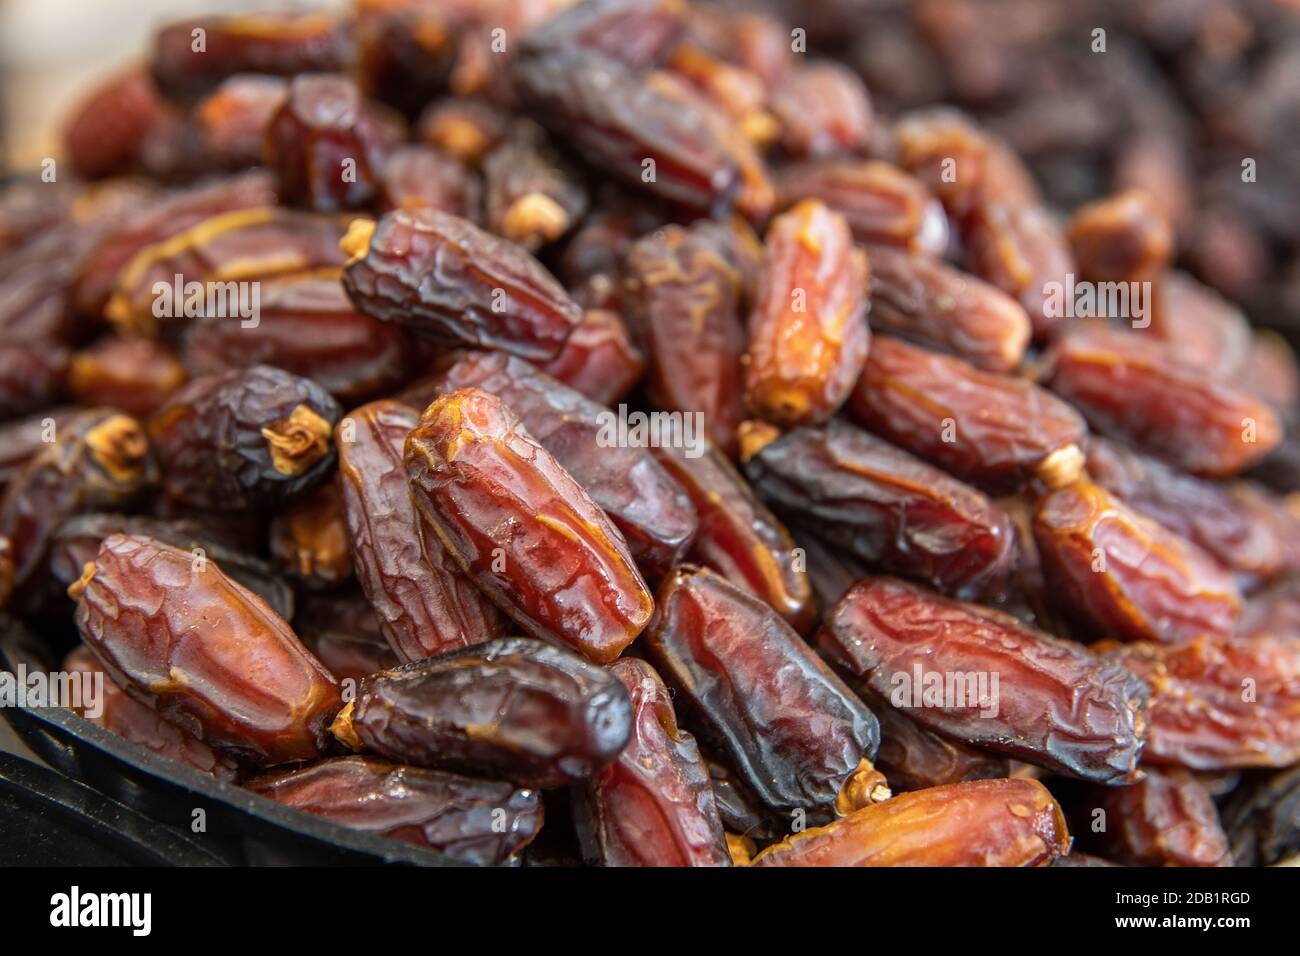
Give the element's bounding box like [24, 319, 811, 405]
[0, 345, 69, 422]
[862, 244, 1030, 373]
[265, 74, 406, 212]
[0, 409, 76, 488]
[70, 533, 341, 765]
[67, 338, 186, 419]
[643, 565, 880, 820]
[819, 576, 1148, 784]
[0, 410, 156, 592]
[623, 222, 748, 456]
[149, 365, 341, 511]
[872, 704, 1010, 793]
[1100, 634, 1300, 770]
[1095, 767, 1233, 867]
[573, 657, 732, 867]
[337, 400, 502, 662]
[405, 388, 653, 664]
[416, 97, 512, 168]
[770, 61, 872, 160]
[1221, 764, 1300, 867]
[848, 335, 1086, 493]
[744, 200, 870, 427]
[379, 145, 481, 218]
[292, 589, 398, 684]
[353, 0, 456, 119]
[775, 160, 947, 255]
[247, 756, 542, 865]
[1067, 190, 1173, 283]
[1043, 321, 1283, 477]
[741, 419, 1016, 600]
[63, 645, 240, 781]
[181, 272, 410, 404]
[340, 208, 581, 361]
[1033, 479, 1242, 644]
[483, 135, 589, 251]
[537, 309, 645, 406]
[333, 637, 632, 788]
[194, 76, 289, 170]
[652, 441, 813, 634]
[268, 481, 352, 589]
[751, 778, 1070, 867]
[411, 350, 697, 580]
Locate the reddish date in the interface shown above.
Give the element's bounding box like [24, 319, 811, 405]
[872, 704, 1010, 793]
[67, 339, 186, 419]
[537, 309, 645, 406]
[1094, 767, 1233, 867]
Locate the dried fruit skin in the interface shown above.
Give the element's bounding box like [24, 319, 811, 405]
[341, 208, 581, 361]
[1096, 767, 1233, 867]
[0, 409, 76, 488]
[416, 97, 511, 167]
[1043, 322, 1282, 477]
[1067, 190, 1173, 283]
[742, 419, 1016, 600]
[68, 338, 187, 419]
[1033, 480, 1242, 644]
[623, 222, 748, 456]
[63, 68, 166, 179]
[181, 273, 411, 403]
[744, 200, 870, 427]
[1101, 635, 1300, 770]
[70, 533, 341, 766]
[48, 512, 295, 622]
[247, 756, 542, 865]
[651, 441, 813, 634]
[265, 74, 405, 212]
[337, 400, 502, 662]
[293, 589, 398, 684]
[862, 245, 1030, 372]
[751, 779, 1070, 867]
[150, 13, 349, 100]
[1087, 437, 1288, 582]
[105, 207, 350, 336]
[1239, 578, 1300, 640]
[404, 388, 653, 664]
[268, 481, 352, 589]
[0, 345, 69, 422]
[770, 62, 872, 160]
[411, 351, 697, 581]
[484, 135, 589, 251]
[775, 161, 947, 255]
[872, 704, 1010, 793]
[574, 658, 732, 867]
[379, 145, 481, 219]
[848, 335, 1086, 493]
[819, 576, 1148, 784]
[643, 565, 880, 819]
[538, 309, 645, 406]
[63, 645, 240, 781]
[194, 75, 289, 170]
[1221, 764, 1300, 866]
[1148, 272, 1252, 382]
[0, 409, 156, 592]
[339, 637, 633, 788]
[149, 365, 341, 511]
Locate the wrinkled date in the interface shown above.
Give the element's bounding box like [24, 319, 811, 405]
[63, 645, 240, 781]
[872, 703, 1011, 793]
[623, 222, 748, 456]
[1043, 321, 1282, 477]
[775, 161, 947, 255]
[0, 410, 156, 592]
[340, 208, 581, 361]
[1033, 479, 1242, 644]
[336, 400, 502, 662]
[741, 419, 1016, 600]
[379, 144, 481, 218]
[848, 335, 1086, 493]
[181, 272, 411, 403]
[1100, 634, 1300, 770]
[819, 576, 1148, 783]
[247, 756, 543, 865]
[484, 135, 589, 250]
[333, 637, 632, 789]
[643, 565, 880, 820]
[265, 74, 405, 212]
[412, 351, 697, 580]
[862, 244, 1030, 373]
[404, 388, 653, 664]
[652, 441, 813, 634]
[751, 779, 1070, 867]
[1094, 767, 1233, 867]
[70, 533, 341, 765]
[149, 365, 341, 510]
[743, 199, 870, 427]
[573, 657, 732, 867]
[538, 308, 645, 407]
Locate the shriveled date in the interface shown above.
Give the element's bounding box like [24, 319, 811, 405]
[1093, 767, 1232, 867]
[247, 756, 543, 865]
[573, 657, 731, 867]
[643, 565, 879, 820]
[69, 534, 341, 766]
[819, 576, 1148, 784]
[751, 779, 1070, 867]
[741, 419, 1016, 600]
[333, 637, 632, 788]
[404, 388, 653, 664]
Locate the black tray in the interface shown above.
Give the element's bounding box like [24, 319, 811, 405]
[1, 703, 460, 866]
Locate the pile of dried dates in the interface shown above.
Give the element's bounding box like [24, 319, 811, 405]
[2, 0, 1299, 868]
